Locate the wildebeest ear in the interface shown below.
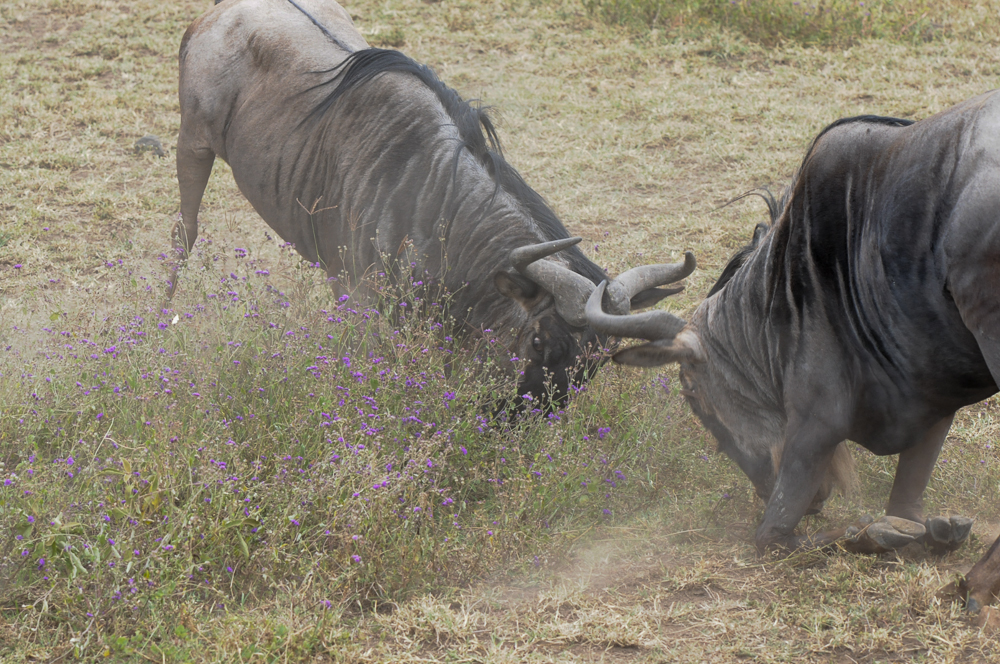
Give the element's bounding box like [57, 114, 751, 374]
[612, 331, 705, 366]
[752, 222, 769, 245]
[629, 286, 684, 310]
[494, 271, 541, 309]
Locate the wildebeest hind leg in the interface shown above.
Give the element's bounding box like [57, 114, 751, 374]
[169, 143, 215, 297]
[955, 533, 1000, 613]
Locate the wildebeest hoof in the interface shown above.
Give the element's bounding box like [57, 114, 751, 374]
[843, 515, 925, 554]
[922, 515, 973, 553]
[967, 595, 984, 614]
[843, 514, 875, 537]
[870, 516, 926, 549]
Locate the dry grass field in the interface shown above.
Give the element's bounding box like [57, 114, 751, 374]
[4, 0, 1000, 661]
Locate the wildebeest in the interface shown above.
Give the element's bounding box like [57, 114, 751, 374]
[587, 91, 1000, 554]
[172, 0, 693, 409]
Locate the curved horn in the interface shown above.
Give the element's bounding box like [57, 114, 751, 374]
[509, 237, 582, 272]
[605, 251, 697, 314]
[586, 281, 688, 341]
[510, 237, 595, 327]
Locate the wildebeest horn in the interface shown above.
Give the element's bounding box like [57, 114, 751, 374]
[510, 237, 595, 327]
[605, 251, 697, 314]
[585, 281, 688, 341]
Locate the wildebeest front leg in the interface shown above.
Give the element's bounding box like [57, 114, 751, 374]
[841, 414, 971, 554]
[885, 414, 952, 521]
[754, 423, 844, 554]
[169, 141, 215, 297]
[885, 413, 972, 552]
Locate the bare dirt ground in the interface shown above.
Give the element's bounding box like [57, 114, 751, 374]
[332, 520, 1000, 662]
[4, 0, 1000, 661]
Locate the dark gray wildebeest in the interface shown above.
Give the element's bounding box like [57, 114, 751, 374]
[172, 0, 694, 411]
[588, 91, 1000, 557]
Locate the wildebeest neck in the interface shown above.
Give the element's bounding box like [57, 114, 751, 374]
[705, 109, 999, 453]
[299, 59, 606, 329]
[693, 257, 787, 429]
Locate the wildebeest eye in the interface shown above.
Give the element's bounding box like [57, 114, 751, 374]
[531, 336, 544, 353]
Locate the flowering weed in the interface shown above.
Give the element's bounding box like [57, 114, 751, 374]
[0, 233, 696, 658]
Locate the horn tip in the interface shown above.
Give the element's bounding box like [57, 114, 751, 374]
[586, 280, 608, 311]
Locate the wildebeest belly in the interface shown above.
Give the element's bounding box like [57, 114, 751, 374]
[845, 347, 997, 456]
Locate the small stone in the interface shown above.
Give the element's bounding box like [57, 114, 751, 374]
[974, 605, 1000, 632]
[134, 135, 165, 157]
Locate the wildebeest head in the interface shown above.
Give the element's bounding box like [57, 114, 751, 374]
[583, 221, 785, 500]
[496, 237, 696, 412]
[585, 218, 848, 509]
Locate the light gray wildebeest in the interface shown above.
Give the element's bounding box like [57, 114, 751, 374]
[172, 0, 695, 411]
[586, 92, 1000, 556]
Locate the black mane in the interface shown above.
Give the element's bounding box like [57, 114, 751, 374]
[707, 190, 781, 297]
[809, 114, 914, 145]
[707, 114, 916, 298]
[303, 47, 606, 285]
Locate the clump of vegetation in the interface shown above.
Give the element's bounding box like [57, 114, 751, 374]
[582, 0, 692, 32]
[0, 235, 725, 660]
[583, 0, 989, 47]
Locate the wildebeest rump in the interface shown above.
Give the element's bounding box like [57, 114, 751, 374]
[172, 0, 693, 409]
[587, 91, 1000, 553]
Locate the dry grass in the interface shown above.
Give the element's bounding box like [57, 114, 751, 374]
[584, 0, 1000, 47]
[4, 0, 1000, 661]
